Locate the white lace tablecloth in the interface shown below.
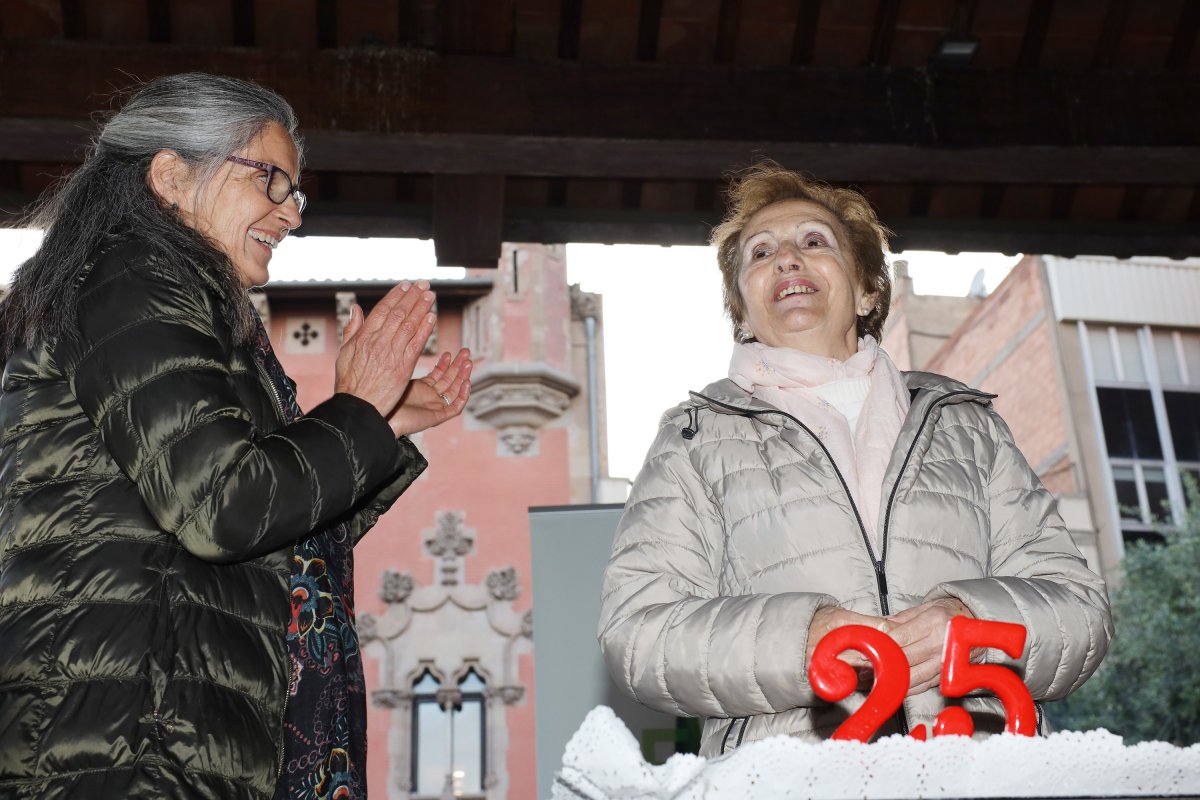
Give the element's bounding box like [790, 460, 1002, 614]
[553, 706, 1200, 799]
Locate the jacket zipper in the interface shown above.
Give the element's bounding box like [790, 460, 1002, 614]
[252, 356, 293, 785]
[692, 392, 883, 589]
[874, 388, 991, 736]
[254, 358, 287, 424]
[877, 389, 991, 570]
[692, 387, 992, 739]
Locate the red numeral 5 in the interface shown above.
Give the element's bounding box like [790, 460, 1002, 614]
[940, 616, 1036, 736]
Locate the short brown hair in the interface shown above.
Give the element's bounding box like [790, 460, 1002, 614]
[710, 163, 892, 342]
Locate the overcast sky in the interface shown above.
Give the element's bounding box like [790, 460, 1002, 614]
[0, 229, 1018, 482]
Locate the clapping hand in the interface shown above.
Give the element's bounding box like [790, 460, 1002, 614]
[388, 347, 472, 437]
[334, 280, 472, 437]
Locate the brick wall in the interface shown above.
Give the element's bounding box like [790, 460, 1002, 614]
[925, 256, 1076, 492]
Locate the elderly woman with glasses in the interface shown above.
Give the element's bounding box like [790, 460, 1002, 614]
[597, 164, 1111, 756]
[0, 73, 470, 799]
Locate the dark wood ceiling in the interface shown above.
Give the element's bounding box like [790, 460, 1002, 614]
[2, 0, 1199, 266]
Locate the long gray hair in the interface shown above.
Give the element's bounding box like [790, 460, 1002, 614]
[0, 72, 303, 358]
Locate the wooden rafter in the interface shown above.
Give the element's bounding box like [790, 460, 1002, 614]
[865, 0, 900, 66]
[2, 42, 1194, 148]
[1016, 0, 1054, 70]
[791, 0, 823, 65]
[0, 1, 1196, 260]
[1167, 0, 1200, 69]
[4, 117, 1199, 186]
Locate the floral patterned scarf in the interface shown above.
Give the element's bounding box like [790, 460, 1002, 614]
[251, 313, 367, 800]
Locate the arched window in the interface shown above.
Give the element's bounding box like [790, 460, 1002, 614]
[411, 669, 445, 796]
[411, 667, 487, 797]
[453, 669, 486, 794]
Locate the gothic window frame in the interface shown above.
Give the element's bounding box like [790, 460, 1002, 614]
[410, 666, 448, 798]
[408, 663, 489, 800]
[448, 664, 488, 797]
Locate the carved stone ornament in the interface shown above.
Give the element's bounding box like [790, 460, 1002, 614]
[486, 685, 526, 705]
[466, 362, 580, 431]
[569, 284, 601, 321]
[357, 612, 379, 642]
[497, 425, 537, 457]
[371, 688, 412, 709]
[426, 511, 474, 559]
[380, 570, 415, 604]
[485, 567, 520, 602]
[521, 609, 533, 638]
[436, 686, 463, 711]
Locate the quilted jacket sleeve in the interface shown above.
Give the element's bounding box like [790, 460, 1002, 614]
[344, 435, 426, 545]
[58, 249, 425, 563]
[597, 411, 840, 719]
[926, 408, 1113, 700]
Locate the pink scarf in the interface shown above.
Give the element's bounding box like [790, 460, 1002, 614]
[728, 336, 910, 548]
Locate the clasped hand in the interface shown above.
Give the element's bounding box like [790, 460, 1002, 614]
[333, 280, 472, 438]
[806, 598, 973, 697]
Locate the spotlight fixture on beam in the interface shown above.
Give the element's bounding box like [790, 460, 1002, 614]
[933, 38, 979, 65]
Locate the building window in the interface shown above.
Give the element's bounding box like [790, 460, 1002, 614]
[1165, 391, 1200, 462]
[453, 669, 487, 795]
[1097, 388, 1161, 460]
[463, 297, 490, 357]
[411, 667, 487, 798]
[1088, 325, 1200, 545]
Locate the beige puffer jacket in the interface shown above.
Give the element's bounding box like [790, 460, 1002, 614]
[598, 372, 1112, 756]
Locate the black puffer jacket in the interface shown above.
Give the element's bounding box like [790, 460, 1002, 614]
[0, 238, 426, 799]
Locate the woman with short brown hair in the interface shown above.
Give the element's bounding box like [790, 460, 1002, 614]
[598, 163, 1111, 755]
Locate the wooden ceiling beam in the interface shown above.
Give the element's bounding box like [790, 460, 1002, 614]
[316, 0, 336, 49]
[300, 203, 1200, 259]
[948, 0, 977, 37]
[1092, 0, 1129, 70]
[791, 0, 822, 65]
[3, 41, 1195, 149]
[432, 174, 506, 268]
[713, 0, 740, 64]
[3, 117, 1197, 186]
[864, 0, 899, 66]
[232, 0, 255, 47]
[636, 0, 663, 61]
[558, 0, 583, 59]
[59, 0, 83, 39]
[1166, 0, 1200, 70]
[2, 191, 1196, 257]
[1016, 0, 1053, 70]
[147, 0, 170, 43]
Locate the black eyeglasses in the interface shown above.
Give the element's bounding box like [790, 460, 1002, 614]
[226, 156, 307, 214]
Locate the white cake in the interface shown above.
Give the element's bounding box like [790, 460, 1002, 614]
[553, 706, 1200, 799]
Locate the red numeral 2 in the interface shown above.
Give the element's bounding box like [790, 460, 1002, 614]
[808, 625, 909, 742]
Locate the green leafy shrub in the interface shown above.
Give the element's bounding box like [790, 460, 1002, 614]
[1046, 477, 1200, 745]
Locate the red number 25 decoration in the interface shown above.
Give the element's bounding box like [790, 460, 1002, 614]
[807, 616, 1036, 742]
